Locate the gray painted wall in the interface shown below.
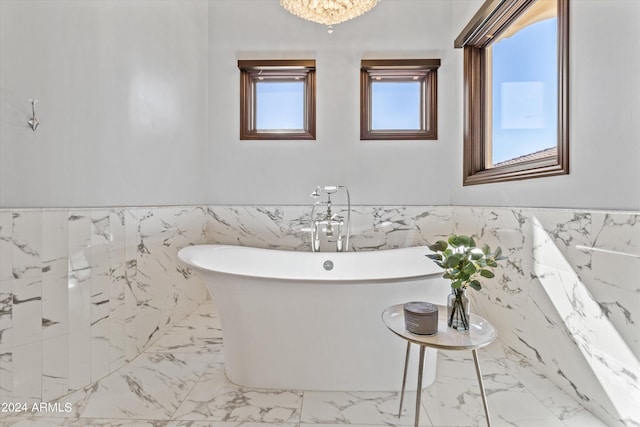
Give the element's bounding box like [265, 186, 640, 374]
[449, 0, 640, 210]
[0, 0, 209, 208]
[1, 0, 638, 210]
[206, 0, 455, 206]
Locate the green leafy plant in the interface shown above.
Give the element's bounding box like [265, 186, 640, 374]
[426, 234, 505, 291]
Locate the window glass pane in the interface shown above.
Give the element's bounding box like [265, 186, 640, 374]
[488, 0, 557, 167]
[256, 81, 304, 130]
[371, 81, 421, 130]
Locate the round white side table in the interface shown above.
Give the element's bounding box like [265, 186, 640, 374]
[382, 304, 497, 427]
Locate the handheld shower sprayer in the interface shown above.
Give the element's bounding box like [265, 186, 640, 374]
[311, 185, 338, 198]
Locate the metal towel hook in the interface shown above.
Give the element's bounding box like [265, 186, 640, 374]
[28, 99, 40, 131]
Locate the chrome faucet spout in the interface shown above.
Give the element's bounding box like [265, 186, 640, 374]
[308, 185, 351, 252]
[338, 186, 351, 253]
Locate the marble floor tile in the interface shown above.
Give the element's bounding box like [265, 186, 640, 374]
[189, 300, 216, 315]
[167, 423, 298, 427]
[486, 388, 572, 427]
[174, 363, 302, 423]
[146, 301, 222, 354]
[167, 421, 298, 427]
[1, 418, 170, 426]
[146, 322, 223, 354]
[301, 425, 425, 427]
[176, 389, 302, 423]
[559, 412, 614, 427]
[2, 421, 300, 427]
[2, 300, 609, 427]
[300, 391, 430, 426]
[420, 377, 489, 427]
[57, 351, 216, 420]
[423, 345, 597, 427]
[484, 342, 606, 425]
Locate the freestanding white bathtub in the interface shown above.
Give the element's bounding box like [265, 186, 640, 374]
[178, 244, 449, 391]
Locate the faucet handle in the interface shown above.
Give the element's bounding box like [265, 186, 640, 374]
[310, 185, 338, 197]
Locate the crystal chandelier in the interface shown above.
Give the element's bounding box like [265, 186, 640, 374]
[280, 0, 378, 33]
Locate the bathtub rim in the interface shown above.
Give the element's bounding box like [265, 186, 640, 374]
[178, 244, 444, 283]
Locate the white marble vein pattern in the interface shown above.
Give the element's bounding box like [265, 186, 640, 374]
[11, 276, 41, 349]
[3, 420, 302, 427]
[582, 213, 640, 358]
[60, 351, 215, 420]
[90, 210, 113, 382]
[41, 270, 69, 401]
[174, 363, 302, 423]
[109, 210, 127, 373]
[129, 207, 209, 354]
[485, 343, 611, 426]
[424, 347, 551, 427]
[0, 206, 210, 413]
[348, 206, 451, 251]
[2, 299, 611, 427]
[11, 211, 42, 280]
[67, 211, 93, 393]
[205, 205, 453, 252]
[300, 391, 429, 426]
[451, 207, 640, 427]
[0, 278, 12, 404]
[0, 211, 13, 281]
[202, 204, 638, 426]
[1, 204, 638, 427]
[591, 212, 640, 255]
[41, 274, 68, 340]
[206, 206, 310, 251]
[0, 212, 12, 404]
[42, 333, 68, 402]
[41, 210, 68, 278]
[147, 301, 222, 354]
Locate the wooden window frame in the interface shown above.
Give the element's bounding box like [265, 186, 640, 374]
[360, 59, 440, 140]
[238, 60, 316, 140]
[455, 0, 569, 185]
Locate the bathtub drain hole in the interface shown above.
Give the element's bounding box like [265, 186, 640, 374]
[323, 260, 334, 271]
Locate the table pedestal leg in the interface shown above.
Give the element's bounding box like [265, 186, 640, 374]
[398, 341, 411, 417]
[414, 345, 425, 427]
[472, 348, 491, 427]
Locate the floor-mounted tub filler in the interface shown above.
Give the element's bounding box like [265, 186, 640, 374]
[178, 244, 449, 391]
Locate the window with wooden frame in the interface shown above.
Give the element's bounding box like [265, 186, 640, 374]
[455, 0, 569, 185]
[360, 59, 440, 140]
[238, 60, 316, 140]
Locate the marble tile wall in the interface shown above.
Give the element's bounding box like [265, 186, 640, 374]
[206, 205, 640, 427]
[204, 205, 454, 252]
[452, 207, 640, 427]
[1, 204, 638, 426]
[0, 206, 209, 410]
